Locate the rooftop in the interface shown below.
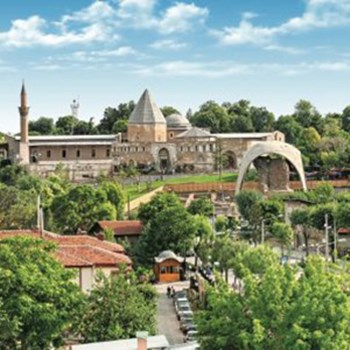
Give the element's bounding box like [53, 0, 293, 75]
[98, 220, 143, 236]
[0, 230, 131, 268]
[128, 89, 166, 125]
[213, 132, 276, 139]
[70, 335, 169, 350]
[176, 127, 213, 139]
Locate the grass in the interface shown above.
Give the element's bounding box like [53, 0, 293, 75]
[124, 173, 238, 201]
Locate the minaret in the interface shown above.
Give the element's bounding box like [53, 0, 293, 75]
[18, 81, 29, 144]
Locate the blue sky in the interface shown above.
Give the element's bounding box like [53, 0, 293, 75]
[1, 0, 350, 133]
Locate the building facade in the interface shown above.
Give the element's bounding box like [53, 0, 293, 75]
[1, 85, 285, 179]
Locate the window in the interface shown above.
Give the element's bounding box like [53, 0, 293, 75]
[92, 149, 96, 158]
[106, 149, 110, 157]
[160, 266, 167, 274]
[169, 132, 174, 139]
[209, 144, 213, 152]
[76, 149, 80, 158]
[62, 149, 66, 158]
[46, 150, 51, 158]
[195, 145, 198, 152]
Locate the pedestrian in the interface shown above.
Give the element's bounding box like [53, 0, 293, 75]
[167, 286, 171, 298]
[171, 286, 175, 298]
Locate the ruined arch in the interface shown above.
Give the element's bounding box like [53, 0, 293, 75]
[235, 141, 307, 195]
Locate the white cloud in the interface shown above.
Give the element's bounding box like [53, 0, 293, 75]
[213, 0, 350, 47]
[157, 3, 209, 34]
[0, 0, 208, 48]
[150, 39, 187, 50]
[132, 59, 350, 78]
[0, 15, 113, 47]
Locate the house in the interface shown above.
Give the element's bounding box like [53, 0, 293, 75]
[70, 332, 169, 350]
[94, 220, 143, 245]
[154, 250, 183, 283]
[0, 230, 132, 293]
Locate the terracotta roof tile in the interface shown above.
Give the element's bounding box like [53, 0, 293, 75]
[98, 220, 143, 236]
[0, 230, 131, 268]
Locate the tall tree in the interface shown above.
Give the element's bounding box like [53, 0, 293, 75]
[0, 236, 84, 349]
[196, 250, 350, 350]
[80, 270, 157, 343]
[191, 101, 230, 133]
[29, 117, 54, 135]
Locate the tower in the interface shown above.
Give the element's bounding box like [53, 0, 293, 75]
[127, 89, 167, 143]
[70, 99, 80, 118]
[19, 81, 29, 144]
[18, 81, 30, 164]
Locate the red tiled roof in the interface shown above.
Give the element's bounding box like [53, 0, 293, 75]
[98, 220, 143, 236]
[55, 250, 93, 268]
[0, 230, 131, 268]
[338, 228, 350, 235]
[58, 245, 131, 266]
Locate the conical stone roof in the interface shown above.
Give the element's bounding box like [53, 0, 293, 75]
[128, 89, 166, 125]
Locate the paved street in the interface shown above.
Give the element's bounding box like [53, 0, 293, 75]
[155, 281, 189, 345]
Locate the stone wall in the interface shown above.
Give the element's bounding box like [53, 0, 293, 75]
[30, 145, 111, 162]
[127, 124, 167, 143]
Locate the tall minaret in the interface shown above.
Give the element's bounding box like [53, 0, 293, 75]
[18, 81, 29, 144]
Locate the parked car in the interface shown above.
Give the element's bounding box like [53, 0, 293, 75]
[173, 290, 187, 304]
[177, 304, 192, 317]
[183, 322, 197, 334]
[179, 310, 193, 321]
[180, 317, 195, 332]
[184, 330, 198, 343]
[175, 299, 189, 313]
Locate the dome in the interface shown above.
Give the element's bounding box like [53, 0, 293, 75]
[166, 113, 191, 128]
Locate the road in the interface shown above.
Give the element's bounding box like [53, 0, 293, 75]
[155, 281, 189, 345]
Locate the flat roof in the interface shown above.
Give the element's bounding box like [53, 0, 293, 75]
[213, 132, 274, 139]
[70, 335, 169, 350]
[15, 134, 116, 142]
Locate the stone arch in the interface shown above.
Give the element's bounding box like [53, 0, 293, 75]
[223, 150, 237, 169]
[159, 148, 170, 171]
[235, 141, 307, 195]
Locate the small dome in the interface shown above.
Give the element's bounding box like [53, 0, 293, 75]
[166, 113, 191, 128]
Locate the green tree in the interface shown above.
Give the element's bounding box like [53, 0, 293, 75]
[235, 190, 263, 222]
[250, 106, 275, 132]
[80, 270, 157, 343]
[98, 181, 125, 220]
[55, 115, 79, 135]
[73, 118, 97, 135]
[187, 198, 214, 217]
[293, 99, 323, 132]
[51, 184, 117, 234]
[290, 207, 312, 256]
[0, 236, 84, 349]
[275, 115, 303, 144]
[161, 106, 180, 117]
[341, 105, 350, 132]
[191, 101, 230, 133]
[271, 222, 294, 256]
[112, 119, 128, 133]
[138, 192, 181, 224]
[136, 205, 196, 266]
[0, 186, 37, 229]
[29, 117, 54, 135]
[196, 250, 350, 350]
[98, 102, 135, 134]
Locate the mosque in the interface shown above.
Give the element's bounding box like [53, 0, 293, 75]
[0, 84, 285, 181]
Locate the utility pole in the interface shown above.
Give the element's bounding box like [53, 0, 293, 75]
[261, 219, 265, 245]
[325, 214, 329, 262]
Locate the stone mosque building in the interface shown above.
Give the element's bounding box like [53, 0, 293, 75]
[0, 84, 285, 180]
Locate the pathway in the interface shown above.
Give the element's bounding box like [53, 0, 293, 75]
[155, 281, 189, 345]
